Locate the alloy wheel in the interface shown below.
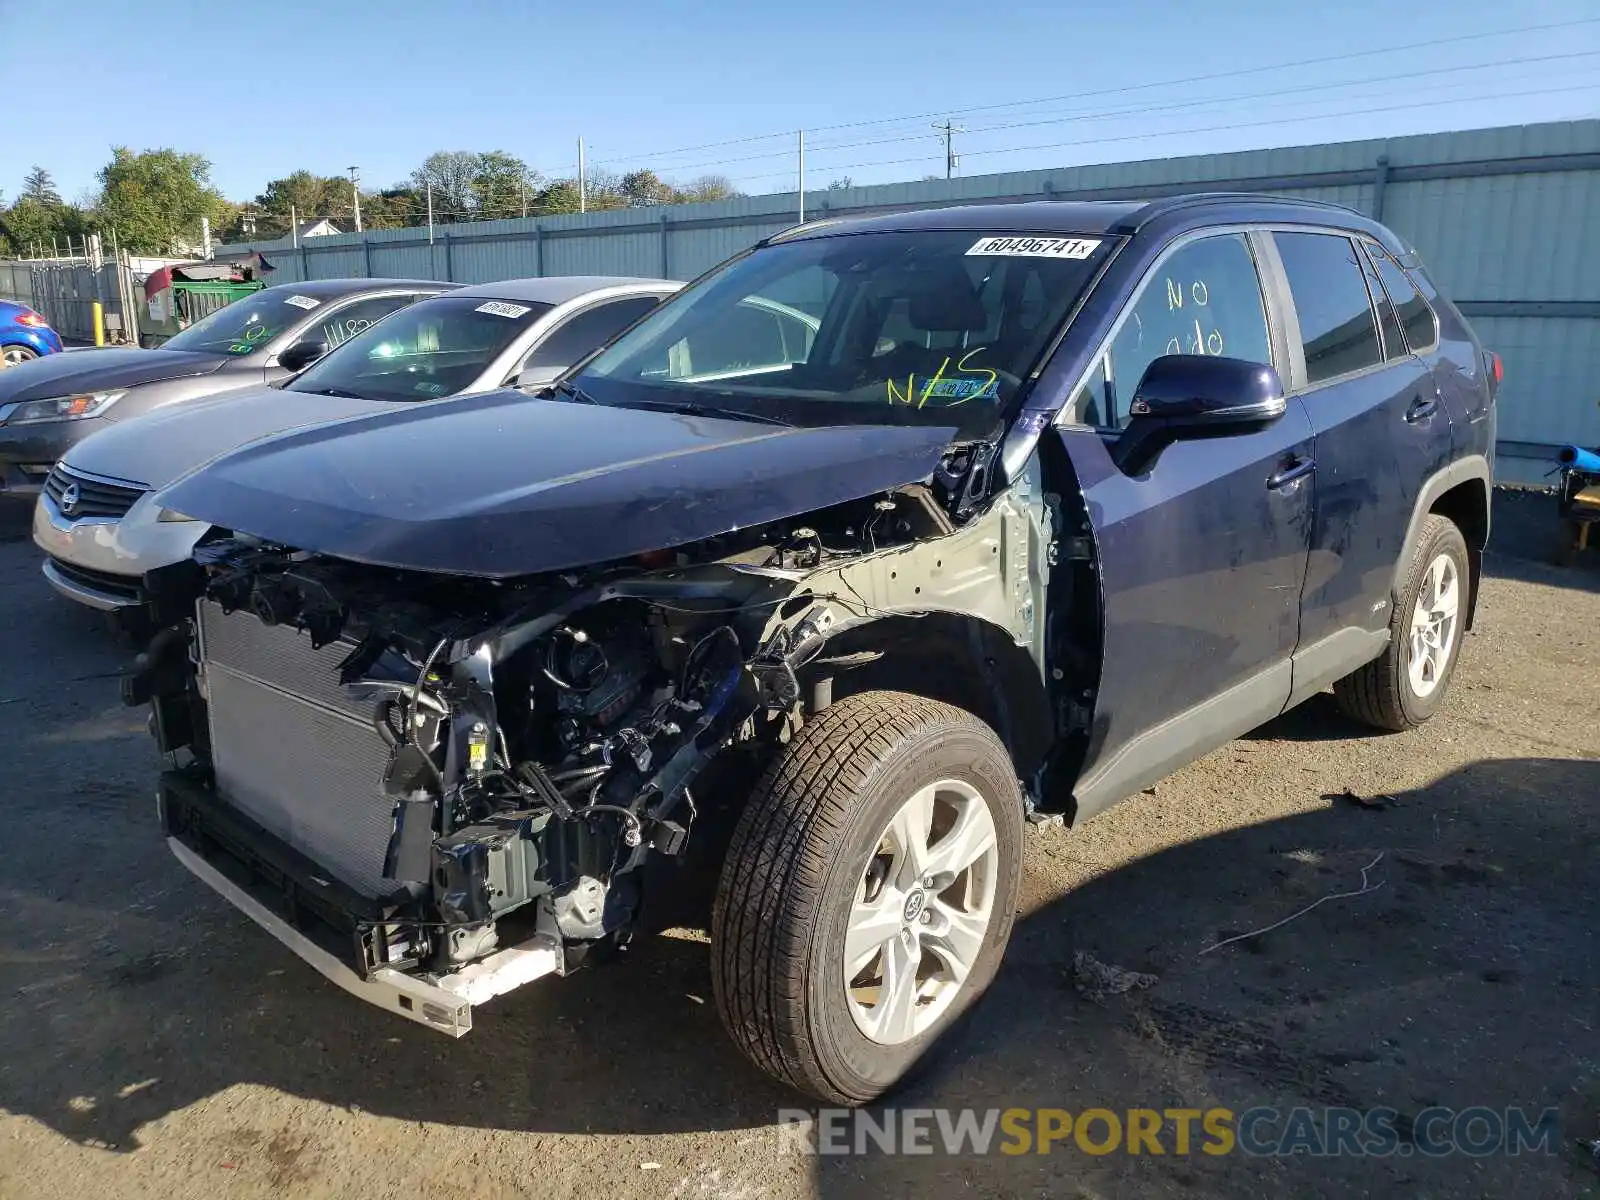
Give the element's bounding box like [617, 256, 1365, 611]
[1407, 552, 1460, 698]
[844, 778, 999, 1045]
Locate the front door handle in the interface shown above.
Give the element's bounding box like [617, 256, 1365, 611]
[1405, 394, 1439, 423]
[1267, 456, 1316, 489]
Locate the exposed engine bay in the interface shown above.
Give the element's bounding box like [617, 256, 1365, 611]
[128, 445, 1070, 1033]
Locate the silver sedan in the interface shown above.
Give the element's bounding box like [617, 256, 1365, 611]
[33, 276, 680, 613]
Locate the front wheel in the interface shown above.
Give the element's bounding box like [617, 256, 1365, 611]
[1334, 514, 1469, 730]
[712, 691, 1024, 1104]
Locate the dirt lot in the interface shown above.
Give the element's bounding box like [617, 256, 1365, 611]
[0, 489, 1595, 1199]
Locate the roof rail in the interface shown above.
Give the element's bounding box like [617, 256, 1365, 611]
[1113, 191, 1369, 233]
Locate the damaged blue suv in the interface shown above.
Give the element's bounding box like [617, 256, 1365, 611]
[127, 194, 1497, 1105]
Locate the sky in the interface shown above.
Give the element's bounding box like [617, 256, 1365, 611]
[1, 0, 1596, 208]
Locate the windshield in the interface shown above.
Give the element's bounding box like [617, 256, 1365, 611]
[162, 289, 326, 355]
[288, 294, 553, 402]
[578, 229, 1110, 435]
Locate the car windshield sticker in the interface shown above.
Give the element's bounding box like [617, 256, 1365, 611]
[476, 301, 532, 319]
[966, 236, 1101, 260]
[886, 348, 999, 408]
[413, 381, 449, 395]
[227, 324, 273, 355]
[283, 294, 321, 310]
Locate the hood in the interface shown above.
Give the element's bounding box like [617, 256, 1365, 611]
[0, 347, 226, 403]
[64, 386, 403, 490]
[157, 390, 958, 578]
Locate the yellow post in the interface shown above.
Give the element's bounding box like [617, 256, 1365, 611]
[91, 301, 106, 347]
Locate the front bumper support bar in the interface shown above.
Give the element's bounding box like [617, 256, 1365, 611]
[168, 836, 477, 1036]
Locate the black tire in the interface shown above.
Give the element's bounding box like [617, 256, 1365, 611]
[711, 690, 1024, 1105]
[2, 344, 38, 368]
[1334, 514, 1469, 731]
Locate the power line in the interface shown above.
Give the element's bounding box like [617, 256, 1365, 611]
[724, 78, 1599, 186]
[590, 50, 1600, 178]
[587, 16, 1598, 164]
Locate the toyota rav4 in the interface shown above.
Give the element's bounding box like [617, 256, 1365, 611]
[125, 194, 1497, 1105]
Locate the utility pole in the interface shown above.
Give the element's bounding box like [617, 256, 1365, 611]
[520, 172, 527, 218]
[348, 165, 363, 232]
[797, 129, 805, 223]
[577, 138, 587, 214]
[290, 204, 300, 248]
[427, 182, 435, 244]
[933, 120, 965, 179]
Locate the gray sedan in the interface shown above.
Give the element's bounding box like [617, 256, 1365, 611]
[0, 277, 453, 497]
[34, 276, 680, 613]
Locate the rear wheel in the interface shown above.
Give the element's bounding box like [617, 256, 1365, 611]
[2, 344, 38, 368]
[712, 691, 1024, 1104]
[1334, 514, 1469, 730]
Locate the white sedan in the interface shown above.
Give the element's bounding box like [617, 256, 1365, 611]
[33, 276, 682, 615]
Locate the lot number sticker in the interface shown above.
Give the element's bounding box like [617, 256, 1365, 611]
[283, 294, 321, 310]
[476, 301, 533, 319]
[966, 236, 1101, 259]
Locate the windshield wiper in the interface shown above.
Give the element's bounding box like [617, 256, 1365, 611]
[621, 399, 792, 427]
[299, 385, 369, 400]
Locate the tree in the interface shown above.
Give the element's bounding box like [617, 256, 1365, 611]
[95, 147, 231, 254]
[410, 151, 480, 220]
[22, 167, 62, 206]
[250, 169, 346, 237]
[620, 168, 675, 207]
[0, 195, 89, 256]
[471, 150, 538, 220]
[828, 176, 854, 190]
[362, 184, 423, 230]
[532, 178, 583, 215]
[679, 174, 740, 203]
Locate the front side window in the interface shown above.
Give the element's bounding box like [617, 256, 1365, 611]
[577, 230, 1111, 436]
[1073, 234, 1272, 428]
[1273, 232, 1384, 385]
[163, 288, 329, 356]
[288, 294, 552, 402]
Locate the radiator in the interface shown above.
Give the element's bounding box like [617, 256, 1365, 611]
[198, 600, 399, 897]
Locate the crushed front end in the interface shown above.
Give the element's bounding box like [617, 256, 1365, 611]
[124, 482, 989, 1033]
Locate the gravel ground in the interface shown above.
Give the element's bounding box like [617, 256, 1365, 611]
[0, 489, 1596, 1199]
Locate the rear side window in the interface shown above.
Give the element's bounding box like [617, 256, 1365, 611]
[317, 294, 415, 349]
[1367, 247, 1439, 353]
[1274, 232, 1383, 386]
[526, 296, 662, 369]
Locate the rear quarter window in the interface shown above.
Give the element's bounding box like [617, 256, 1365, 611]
[1368, 247, 1439, 354]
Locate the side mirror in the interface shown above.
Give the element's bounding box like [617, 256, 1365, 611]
[514, 364, 562, 390]
[1113, 355, 1286, 474]
[277, 338, 329, 374]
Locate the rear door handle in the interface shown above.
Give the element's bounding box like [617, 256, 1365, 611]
[1405, 395, 1439, 423]
[1267, 456, 1316, 489]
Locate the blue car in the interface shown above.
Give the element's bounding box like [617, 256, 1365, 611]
[0, 300, 63, 367]
[129, 194, 1497, 1104]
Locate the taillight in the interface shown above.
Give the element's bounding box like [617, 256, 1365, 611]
[14, 310, 47, 328]
[1491, 352, 1503, 385]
